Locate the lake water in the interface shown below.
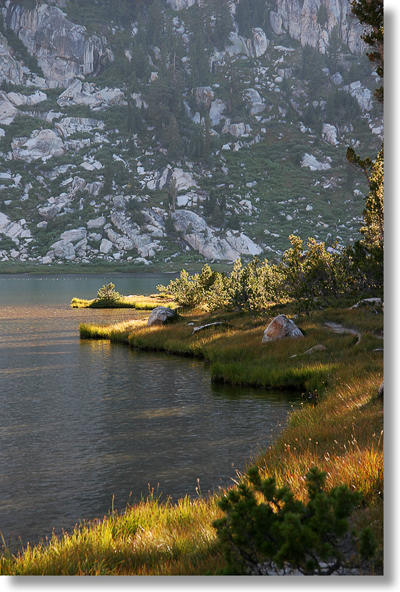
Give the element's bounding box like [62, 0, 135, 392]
[0, 273, 296, 550]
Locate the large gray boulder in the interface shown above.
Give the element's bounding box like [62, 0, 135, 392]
[147, 306, 177, 327]
[172, 209, 261, 262]
[262, 314, 304, 344]
[12, 129, 64, 161]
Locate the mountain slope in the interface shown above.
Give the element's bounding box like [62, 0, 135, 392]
[0, 0, 382, 267]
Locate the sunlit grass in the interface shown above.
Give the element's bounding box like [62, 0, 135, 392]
[80, 320, 148, 343]
[71, 294, 178, 310]
[0, 495, 224, 576]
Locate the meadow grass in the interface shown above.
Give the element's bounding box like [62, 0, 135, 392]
[79, 319, 148, 343]
[71, 294, 178, 310]
[1, 304, 383, 575]
[0, 496, 224, 576]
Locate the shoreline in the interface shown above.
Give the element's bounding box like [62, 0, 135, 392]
[0, 303, 383, 575]
[0, 262, 231, 276]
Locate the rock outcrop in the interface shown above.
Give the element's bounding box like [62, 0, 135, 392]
[301, 153, 332, 171]
[269, 0, 365, 55]
[57, 79, 125, 109]
[172, 209, 261, 262]
[322, 123, 338, 146]
[147, 306, 177, 327]
[55, 117, 105, 138]
[0, 32, 25, 86]
[12, 129, 64, 161]
[262, 315, 304, 343]
[244, 89, 266, 116]
[1, 1, 111, 87]
[0, 91, 19, 125]
[345, 81, 373, 112]
[246, 28, 269, 58]
[166, 0, 196, 10]
[0, 212, 31, 242]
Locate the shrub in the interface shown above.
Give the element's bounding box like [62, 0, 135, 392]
[213, 466, 375, 575]
[279, 235, 348, 311]
[95, 282, 121, 306]
[157, 270, 202, 308]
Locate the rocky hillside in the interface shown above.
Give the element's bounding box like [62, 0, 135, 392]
[0, 0, 382, 268]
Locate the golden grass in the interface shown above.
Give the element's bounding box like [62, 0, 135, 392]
[80, 319, 148, 342]
[0, 496, 224, 576]
[71, 294, 178, 310]
[1, 304, 383, 575]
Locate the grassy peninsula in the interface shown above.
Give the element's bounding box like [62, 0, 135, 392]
[71, 281, 178, 310]
[71, 293, 177, 310]
[0, 298, 383, 575]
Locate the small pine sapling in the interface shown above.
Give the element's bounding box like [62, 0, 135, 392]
[213, 466, 376, 575]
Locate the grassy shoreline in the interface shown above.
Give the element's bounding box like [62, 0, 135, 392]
[0, 303, 383, 575]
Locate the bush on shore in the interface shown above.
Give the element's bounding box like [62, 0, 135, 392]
[157, 236, 383, 314]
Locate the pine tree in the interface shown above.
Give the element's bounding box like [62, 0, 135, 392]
[236, 0, 266, 37]
[351, 0, 383, 101]
[188, 5, 212, 86]
[208, 0, 233, 51]
[348, 0, 384, 252]
[163, 115, 183, 160]
[360, 146, 384, 249]
[168, 176, 177, 212]
[327, 25, 343, 71]
[146, 0, 164, 48]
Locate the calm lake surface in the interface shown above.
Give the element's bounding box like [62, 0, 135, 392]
[0, 273, 296, 550]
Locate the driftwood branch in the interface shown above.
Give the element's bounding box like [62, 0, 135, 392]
[192, 322, 227, 335]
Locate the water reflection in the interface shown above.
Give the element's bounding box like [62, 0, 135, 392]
[0, 274, 297, 550]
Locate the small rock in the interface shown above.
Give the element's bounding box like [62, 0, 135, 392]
[147, 306, 178, 327]
[301, 153, 331, 171]
[262, 315, 303, 343]
[322, 123, 338, 146]
[351, 297, 383, 311]
[194, 86, 214, 108]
